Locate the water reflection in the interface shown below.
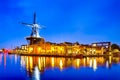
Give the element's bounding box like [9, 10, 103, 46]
[4, 54, 6, 68]
[20, 56, 116, 74]
[112, 57, 120, 64]
[76, 59, 80, 68]
[93, 58, 97, 71]
[51, 57, 54, 68]
[0, 54, 20, 68]
[1, 54, 120, 80]
[32, 66, 40, 80]
[0, 54, 2, 65]
[59, 59, 63, 70]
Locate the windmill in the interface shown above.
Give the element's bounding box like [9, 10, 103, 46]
[21, 12, 45, 45]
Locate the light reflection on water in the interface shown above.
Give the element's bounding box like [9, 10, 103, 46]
[0, 53, 120, 80]
[19, 55, 113, 73]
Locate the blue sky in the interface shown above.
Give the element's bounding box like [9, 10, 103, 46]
[0, 0, 120, 48]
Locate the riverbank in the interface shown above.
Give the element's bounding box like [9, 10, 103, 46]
[8, 52, 112, 58]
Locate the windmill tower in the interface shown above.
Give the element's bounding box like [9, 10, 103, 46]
[21, 12, 45, 45]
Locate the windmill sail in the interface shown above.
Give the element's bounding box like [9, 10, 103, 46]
[20, 12, 42, 38]
[33, 12, 36, 24]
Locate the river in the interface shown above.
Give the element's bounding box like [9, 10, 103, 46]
[0, 53, 120, 80]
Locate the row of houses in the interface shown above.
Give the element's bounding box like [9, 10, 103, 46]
[19, 38, 109, 55]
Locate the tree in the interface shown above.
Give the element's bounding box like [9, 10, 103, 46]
[111, 44, 120, 51]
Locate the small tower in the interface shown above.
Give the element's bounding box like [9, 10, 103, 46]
[21, 12, 45, 45]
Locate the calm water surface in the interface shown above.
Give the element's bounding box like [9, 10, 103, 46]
[0, 53, 120, 80]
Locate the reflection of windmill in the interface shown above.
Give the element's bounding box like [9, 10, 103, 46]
[21, 12, 45, 45]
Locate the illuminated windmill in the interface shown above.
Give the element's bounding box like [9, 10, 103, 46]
[21, 12, 45, 45]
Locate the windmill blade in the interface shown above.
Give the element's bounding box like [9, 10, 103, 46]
[33, 12, 36, 24]
[20, 22, 33, 26]
[41, 25, 46, 29]
[37, 23, 46, 29]
[20, 22, 32, 25]
[37, 24, 46, 29]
